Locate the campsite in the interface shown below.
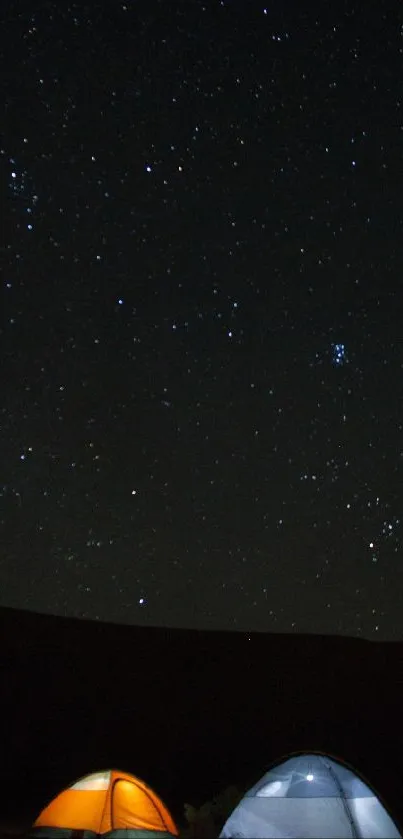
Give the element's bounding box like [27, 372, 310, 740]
[3, 0, 403, 834]
[1, 606, 403, 837]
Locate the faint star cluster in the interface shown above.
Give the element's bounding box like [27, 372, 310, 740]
[1, 0, 403, 641]
[331, 343, 347, 366]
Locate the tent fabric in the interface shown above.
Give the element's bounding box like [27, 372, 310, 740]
[32, 770, 178, 838]
[219, 753, 401, 839]
[31, 832, 173, 839]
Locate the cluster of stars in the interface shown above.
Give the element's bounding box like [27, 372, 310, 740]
[331, 343, 347, 366]
[9, 158, 39, 232]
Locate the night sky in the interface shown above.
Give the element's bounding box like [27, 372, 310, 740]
[2, 0, 403, 641]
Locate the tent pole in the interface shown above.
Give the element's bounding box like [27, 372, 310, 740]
[321, 759, 359, 839]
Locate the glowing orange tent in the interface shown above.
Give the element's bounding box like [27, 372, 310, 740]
[30, 769, 178, 838]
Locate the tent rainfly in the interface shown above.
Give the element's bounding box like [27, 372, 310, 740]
[30, 769, 178, 839]
[219, 753, 401, 839]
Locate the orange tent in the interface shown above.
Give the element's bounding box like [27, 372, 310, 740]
[31, 769, 178, 838]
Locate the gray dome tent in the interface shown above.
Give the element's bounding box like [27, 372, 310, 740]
[219, 753, 401, 839]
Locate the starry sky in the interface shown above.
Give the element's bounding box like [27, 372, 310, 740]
[2, 0, 403, 641]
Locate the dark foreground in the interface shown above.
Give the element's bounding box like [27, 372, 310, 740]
[1, 607, 403, 835]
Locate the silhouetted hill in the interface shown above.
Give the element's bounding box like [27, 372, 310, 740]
[1, 607, 403, 832]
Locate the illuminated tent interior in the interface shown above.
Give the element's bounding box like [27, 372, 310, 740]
[219, 752, 401, 839]
[29, 769, 178, 838]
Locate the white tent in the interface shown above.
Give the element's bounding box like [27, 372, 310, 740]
[219, 753, 401, 839]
